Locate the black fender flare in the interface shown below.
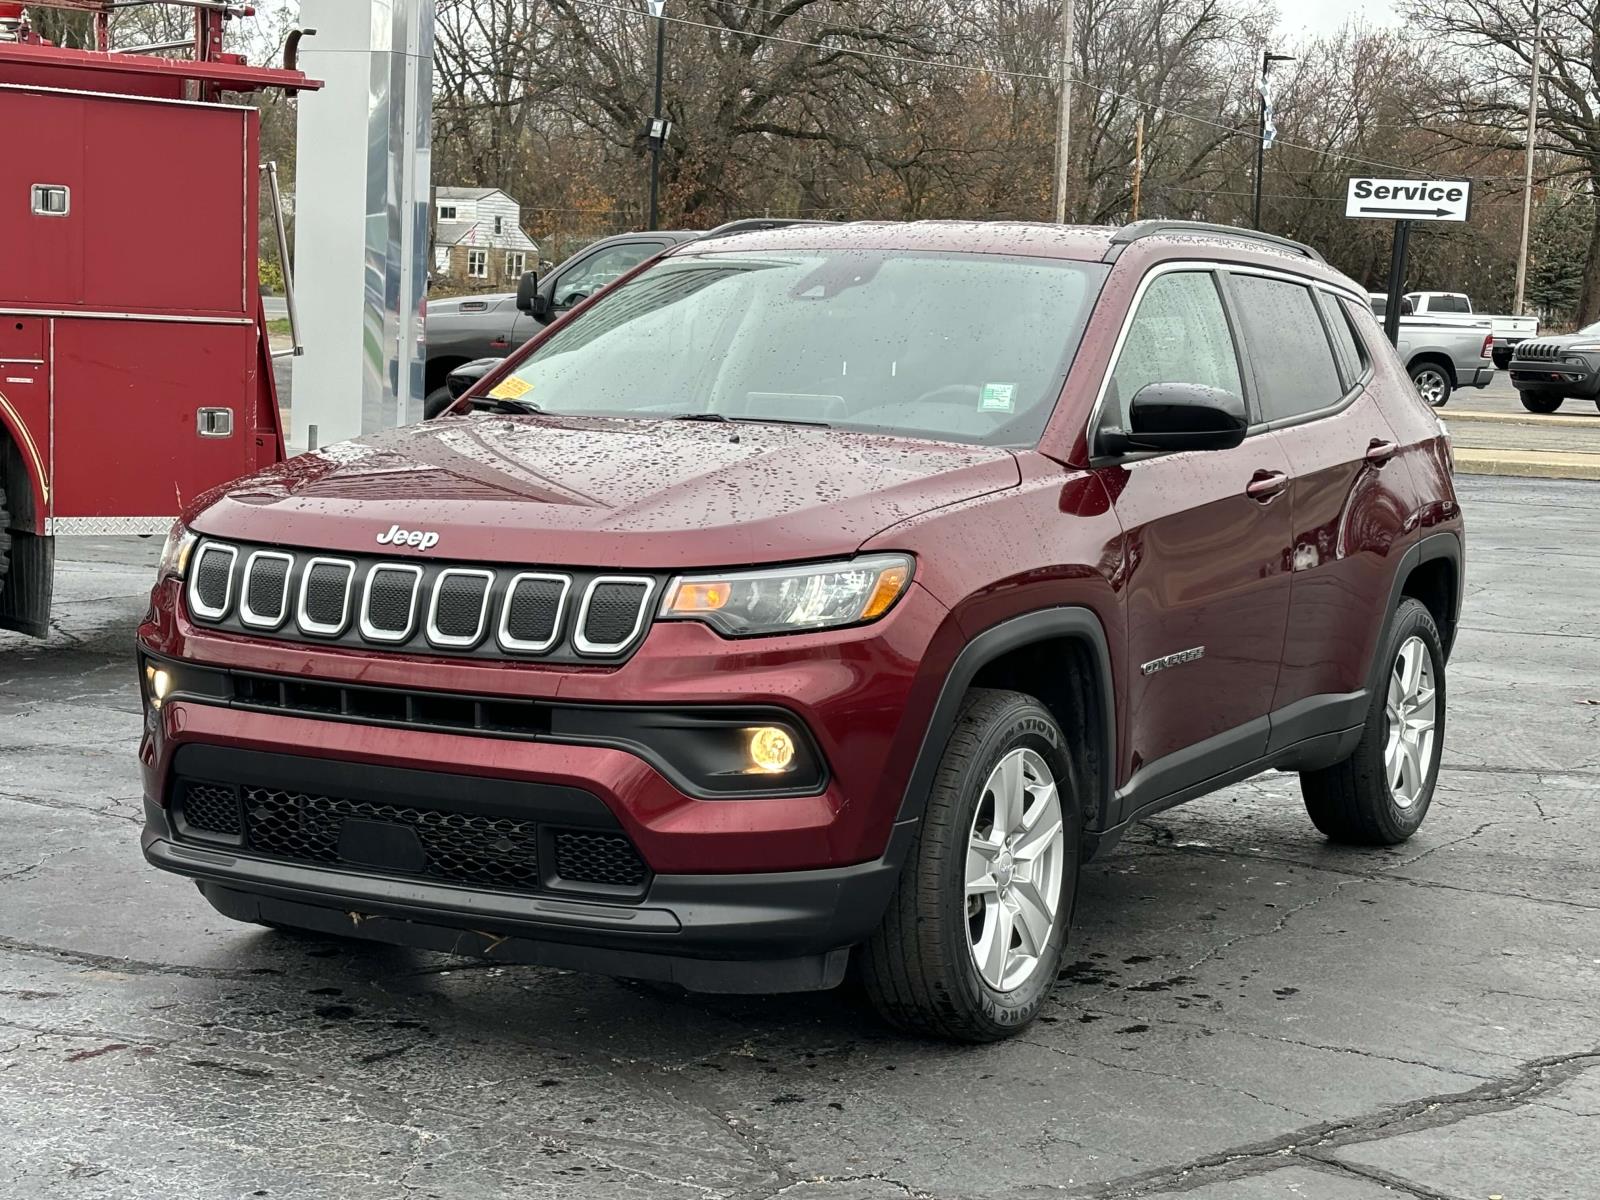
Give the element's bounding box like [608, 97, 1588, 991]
[1366, 529, 1463, 701]
[890, 606, 1117, 837]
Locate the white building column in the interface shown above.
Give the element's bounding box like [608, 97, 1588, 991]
[290, 0, 433, 448]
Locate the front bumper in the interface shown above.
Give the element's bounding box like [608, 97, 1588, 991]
[1509, 358, 1599, 397]
[145, 785, 903, 992]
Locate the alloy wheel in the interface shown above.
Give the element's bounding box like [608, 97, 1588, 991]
[965, 748, 1066, 991]
[1413, 369, 1448, 407]
[1384, 635, 1437, 809]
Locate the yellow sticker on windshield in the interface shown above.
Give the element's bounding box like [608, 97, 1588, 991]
[488, 375, 533, 400]
[979, 382, 1015, 413]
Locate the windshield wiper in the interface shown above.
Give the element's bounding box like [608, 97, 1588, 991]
[672, 412, 830, 429]
[486, 398, 544, 415]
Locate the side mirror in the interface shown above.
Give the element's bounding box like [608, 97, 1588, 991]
[515, 270, 539, 314]
[1400, 297, 1415, 315]
[1102, 382, 1248, 455]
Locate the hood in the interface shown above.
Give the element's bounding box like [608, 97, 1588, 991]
[189, 416, 1021, 568]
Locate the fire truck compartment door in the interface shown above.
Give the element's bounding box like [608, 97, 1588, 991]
[50, 318, 259, 520]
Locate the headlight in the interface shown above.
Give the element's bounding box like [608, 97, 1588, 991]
[660, 554, 913, 637]
[1565, 344, 1600, 353]
[156, 521, 198, 581]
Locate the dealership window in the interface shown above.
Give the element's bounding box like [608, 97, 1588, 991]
[438, 204, 457, 220]
[505, 251, 526, 277]
[467, 249, 487, 278]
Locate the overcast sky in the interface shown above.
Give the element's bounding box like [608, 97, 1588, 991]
[1280, 0, 1401, 36]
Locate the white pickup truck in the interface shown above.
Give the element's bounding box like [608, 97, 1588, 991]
[1368, 294, 1496, 408]
[1402, 291, 1538, 368]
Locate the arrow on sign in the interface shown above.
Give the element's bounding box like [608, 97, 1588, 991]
[1356, 206, 1453, 218]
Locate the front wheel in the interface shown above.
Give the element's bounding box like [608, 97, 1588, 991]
[1410, 363, 1452, 408]
[423, 386, 455, 420]
[861, 689, 1079, 1041]
[1520, 391, 1564, 414]
[1301, 598, 1445, 845]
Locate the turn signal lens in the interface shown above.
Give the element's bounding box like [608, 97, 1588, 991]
[748, 726, 796, 773]
[860, 563, 911, 619]
[667, 581, 732, 613]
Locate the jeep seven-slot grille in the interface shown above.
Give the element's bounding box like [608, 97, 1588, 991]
[175, 779, 649, 896]
[185, 539, 658, 664]
[1515, 341, 1561, 362]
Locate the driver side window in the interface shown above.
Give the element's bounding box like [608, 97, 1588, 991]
[553, 242, 664, 309]
[1108, 271, 1243, 427]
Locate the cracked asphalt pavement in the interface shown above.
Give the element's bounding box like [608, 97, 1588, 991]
[2, 474, 1597, 1199]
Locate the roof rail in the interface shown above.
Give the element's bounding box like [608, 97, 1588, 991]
[1106, 220, 1326, 265]
[698, 218, 833, 239]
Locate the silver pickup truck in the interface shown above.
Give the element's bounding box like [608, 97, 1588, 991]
[1368, 294, 1496, 408]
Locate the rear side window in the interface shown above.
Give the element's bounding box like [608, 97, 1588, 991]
[1107, 271, 1243, 428]
[1429, 294, 1471, 314]
[1317, 290, 1368, 387]
[1226, 274, 1345, 423]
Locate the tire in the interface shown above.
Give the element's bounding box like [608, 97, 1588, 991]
[423, 386, 455, 420]
[1409, 362, 1451, 408]
[861, 688, 1079, 1042]
[1492, 348, 1511, 370]
[1520, 391, 1563, 414]
[1300, 598, 1445, 846]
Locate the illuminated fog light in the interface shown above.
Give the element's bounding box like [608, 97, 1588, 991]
[748, 726, 796, 773]
[146, 665, 172, 708]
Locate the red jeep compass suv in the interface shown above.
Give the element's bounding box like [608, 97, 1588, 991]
[138, 220, 1462, 1041]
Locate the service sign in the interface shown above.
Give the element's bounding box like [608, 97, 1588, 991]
[1345, 177, 1471, 223]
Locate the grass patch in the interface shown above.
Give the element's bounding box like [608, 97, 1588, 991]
[265, 318, 293, 337]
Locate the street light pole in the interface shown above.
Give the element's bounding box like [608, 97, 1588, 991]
[1513, 0, 1542, 317]
[1253, 50, 1292, 230]
[647, 0, 666, 230]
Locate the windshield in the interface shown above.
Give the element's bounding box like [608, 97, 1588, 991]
[486, 250, 1108, 447]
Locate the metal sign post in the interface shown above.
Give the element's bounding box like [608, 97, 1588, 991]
[1345, 177, 1472, 346]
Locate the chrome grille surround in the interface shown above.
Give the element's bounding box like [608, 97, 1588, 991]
[239, 550, 294, 630]
[295, 557, 356, 637]
[497, 572, 572, 654]
[184, 540, 657, 663]
[426, 568, 495, 649]
[187, 542, 238, 621]
[574, 576, 657, 656]
[359, 563, 423, 643]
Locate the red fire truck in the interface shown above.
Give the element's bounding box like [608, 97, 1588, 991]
[0, 1, 317, 636]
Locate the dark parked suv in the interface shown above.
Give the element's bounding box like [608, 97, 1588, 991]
[138, 220, 1462, 1041]
[1508, 320, 1600, 413]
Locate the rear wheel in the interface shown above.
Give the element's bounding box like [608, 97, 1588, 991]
[861, 689, 1078, 1042]
[1409, 362, 1451, 408]
[1520, 391, 1564, 414]
[1300, 598, 1445, 845]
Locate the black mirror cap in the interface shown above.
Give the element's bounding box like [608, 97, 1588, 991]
[1108, 382, 1248, 454]
[446, 357, 501, 399]
[1400, 297, 1416, 315]
[514, 270, 539, 314]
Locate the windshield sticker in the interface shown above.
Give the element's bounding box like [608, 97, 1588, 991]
[979, 382, 1015, 413]
[488, 375, 533, 401]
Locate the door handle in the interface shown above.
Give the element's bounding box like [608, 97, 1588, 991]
[1245, 470, 1289, 503]
[1365, 439, 1399, 466]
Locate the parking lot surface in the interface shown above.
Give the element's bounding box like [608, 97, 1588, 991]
[2, 474, 1597, 1199]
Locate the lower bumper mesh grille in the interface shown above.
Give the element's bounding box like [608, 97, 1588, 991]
[176, 779, 648, 898]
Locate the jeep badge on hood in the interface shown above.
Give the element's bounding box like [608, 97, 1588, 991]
[376, 524, 440, 552]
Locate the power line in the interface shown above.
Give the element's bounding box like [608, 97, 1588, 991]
[556, 0, 1591, 199]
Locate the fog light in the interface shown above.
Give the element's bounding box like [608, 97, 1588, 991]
[145, 664, 172, 708]
[748, 726, 796, 773]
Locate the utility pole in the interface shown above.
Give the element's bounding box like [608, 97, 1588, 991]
[1513, 0, 1542, 316]
[1050, 0, 1074, 223]
[646, 0, 667, 230]
[1253, 50, 1293, 230]
[1131, 113, 1144, 221]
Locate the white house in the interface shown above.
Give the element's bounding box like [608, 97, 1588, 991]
[432, 187, 540, 284]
